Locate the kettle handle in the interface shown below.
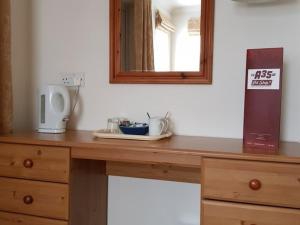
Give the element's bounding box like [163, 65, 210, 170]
[58, 86, 71, 118]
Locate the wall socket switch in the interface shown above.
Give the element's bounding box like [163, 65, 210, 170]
[61, 73, 85, 87]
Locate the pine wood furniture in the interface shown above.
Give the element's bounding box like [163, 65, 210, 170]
[110, 0, 215, 84]
[0, 130, 300, 225]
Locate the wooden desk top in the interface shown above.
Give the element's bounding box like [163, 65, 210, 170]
[0, 131, 300, 165]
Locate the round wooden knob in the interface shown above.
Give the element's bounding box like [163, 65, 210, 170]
[249, 179, 262, 191]
[23, 159, 34, 168]
[23, 195, 34, 205]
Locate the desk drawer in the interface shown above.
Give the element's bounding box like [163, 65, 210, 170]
[0, 177, 69, 220]
[202, 158, 300, 208]
[0, 143, 69, 183]
[202, 200, 300, 225]
[0, 211, 68, 225]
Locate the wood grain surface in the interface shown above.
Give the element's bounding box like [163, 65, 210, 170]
[109, 0, 215, 84]
[202, 200, 300, 225]
[0, 143, 70, 183]
[202, 158, 300, 208]
[0, 177, 69, 220]
[1, 131, 300, 225]
[107, 161, 201, 183]
[70, 159, 107, 225]
[0, 131, 299, 164]
[0, 211, 68, 225]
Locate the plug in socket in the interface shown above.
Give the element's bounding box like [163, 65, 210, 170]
[61, 73, 85, 87]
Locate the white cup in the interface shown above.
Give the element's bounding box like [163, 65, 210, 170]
[149, 117, 169, 136]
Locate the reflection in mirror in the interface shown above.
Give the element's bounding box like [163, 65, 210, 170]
[120, 0, 201, 72]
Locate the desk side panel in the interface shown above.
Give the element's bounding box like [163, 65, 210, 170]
[70, 159, 108, 225]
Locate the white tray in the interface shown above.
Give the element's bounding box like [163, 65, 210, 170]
[93, 130, 173, 141]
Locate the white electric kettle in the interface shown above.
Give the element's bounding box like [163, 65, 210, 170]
[38, 85, 71, 133]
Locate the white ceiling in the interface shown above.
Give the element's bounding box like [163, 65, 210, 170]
[154, 0, 201, 12]
[174, 0, 200, 7]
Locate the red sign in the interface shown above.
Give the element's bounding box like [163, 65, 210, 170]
[243, 48, 283, 153]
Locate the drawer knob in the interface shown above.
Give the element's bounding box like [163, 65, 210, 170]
[23, 195, 34, 205]
[23, 159, 34, 168]
[249, 179, 261, 190]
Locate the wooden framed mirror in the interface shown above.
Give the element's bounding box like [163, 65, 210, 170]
[110, 0, 214, 84]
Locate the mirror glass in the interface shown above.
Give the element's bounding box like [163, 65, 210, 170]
[120, 0, 201, 72]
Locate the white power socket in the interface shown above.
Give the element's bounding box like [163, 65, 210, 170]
[61, 73, 85, 87]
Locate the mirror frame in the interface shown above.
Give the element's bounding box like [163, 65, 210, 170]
[110, 0, 215, 84]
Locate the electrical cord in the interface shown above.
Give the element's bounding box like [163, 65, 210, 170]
[70, 86, 80, 117]
[63, 86, 80, 122]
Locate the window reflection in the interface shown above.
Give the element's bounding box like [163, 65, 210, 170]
[121, 0, 201, 72]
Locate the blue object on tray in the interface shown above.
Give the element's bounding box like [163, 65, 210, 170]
[119, 123, 149, 135]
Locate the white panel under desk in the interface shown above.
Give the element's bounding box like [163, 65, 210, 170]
[108, 176, 200, 225]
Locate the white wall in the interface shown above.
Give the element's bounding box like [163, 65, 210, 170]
[108, 177, 200, 225]
[29, 0, 300, 142]
[12, 0, 300, 225]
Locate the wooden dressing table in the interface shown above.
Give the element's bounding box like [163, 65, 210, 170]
[0, 131, 300, 225]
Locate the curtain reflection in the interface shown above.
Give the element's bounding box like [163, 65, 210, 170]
[121, 0, 154, 72]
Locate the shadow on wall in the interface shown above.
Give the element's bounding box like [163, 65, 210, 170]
[280, 61, 289, 141]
